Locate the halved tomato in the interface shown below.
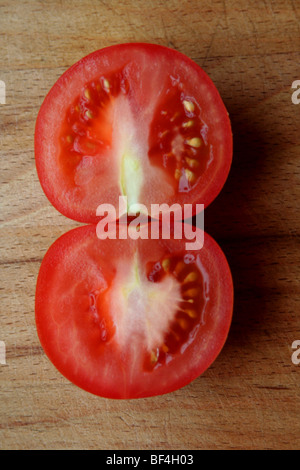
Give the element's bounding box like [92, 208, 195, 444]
[35, 224, 233, 399]
[35, 43, 232, 223]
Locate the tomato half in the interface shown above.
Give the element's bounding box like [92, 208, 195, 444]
[35, 43, 232, 223]
[35, 224, 233, 399]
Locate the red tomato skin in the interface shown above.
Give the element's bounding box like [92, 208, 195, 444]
[35, 224, 233, 399]
[35, 43, 232, 224]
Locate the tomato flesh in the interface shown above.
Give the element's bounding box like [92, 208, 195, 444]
[35, 43, 232, 223]
[35, 225, 233, 399]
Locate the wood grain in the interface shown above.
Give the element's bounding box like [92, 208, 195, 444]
[0, 0, 299, 450]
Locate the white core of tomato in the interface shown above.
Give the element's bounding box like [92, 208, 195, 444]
[108, 254, 181, 352]
[120, 153, 143, 213]
[110, 95, 145, 212]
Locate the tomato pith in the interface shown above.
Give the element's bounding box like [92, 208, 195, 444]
[35, 43, 232, 223]
[35, 225, 233, 399]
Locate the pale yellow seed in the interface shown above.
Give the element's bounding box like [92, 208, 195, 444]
[186, 137, 202, 148]
[103, 78, 110, 90]
[159, 130, 169, 138]
[183, 100, 195, 113]
[178, 318, 189, 329]
[185, 157, 199, 169]
[185, 169, 196, 183]
[182, 120, 194, 128]
[84, 89, 91, 100]
[150, 350, 158, 363]
[174, 261, 186, 276]
[183, 308, 197, 319]
[165, 151, 175, 158]
[85, 110, 93, 119]
[66, 135, 73, 144]
[86, 141, 96, 149]
[162, 258, 171, 272]
[161, 344, 169, 353]
[174, 168, 181, 180]
[183, 271, 199, 284]
[183, 287, 199, 298]
[171, 330, 180, 341]
[170, 111, 180, 122]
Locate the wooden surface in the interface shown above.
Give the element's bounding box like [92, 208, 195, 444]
[0, 0, 299, 450]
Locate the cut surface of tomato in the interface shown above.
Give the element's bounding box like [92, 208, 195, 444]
[35, 225, 233, 399]
[35, 43, 232, 223]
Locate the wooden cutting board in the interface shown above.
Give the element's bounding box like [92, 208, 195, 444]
[0, 0, 299, 450]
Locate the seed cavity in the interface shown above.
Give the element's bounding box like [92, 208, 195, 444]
[147, 79, 209, 194]
[145, 253, 205, 372]
[61, 72, 133, 176]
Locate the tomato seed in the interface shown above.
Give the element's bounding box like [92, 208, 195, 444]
[184, 169, 196, 183]
[186, 137, 201, 148]
[185, 157, 199, 169]
[173, 261, 186, 277]
[183, 287, 199, 298]
[174, 168, 181, 180]
[182, 120, 194, 128]
[183, 100, 195, 113]
[85, 110, 94, 119]
[161, 258, 171, 272]
[84, 88, 91, 100]
[183, 271, 198, 284]
[182, 308, 197, 318]
[103, 78, 110, 91]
